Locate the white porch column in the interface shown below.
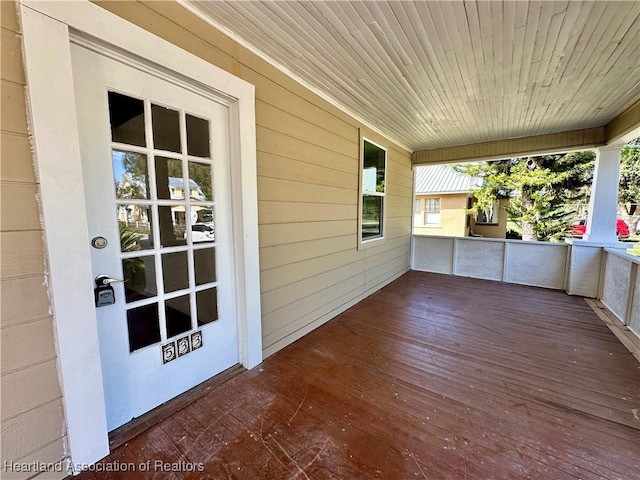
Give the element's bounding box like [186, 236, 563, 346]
[582, 145, 622, 243]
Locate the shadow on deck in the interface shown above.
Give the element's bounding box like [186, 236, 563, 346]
[75, 271, 640, 479]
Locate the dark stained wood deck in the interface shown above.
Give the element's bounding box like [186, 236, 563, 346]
[75, 271, 640, 480]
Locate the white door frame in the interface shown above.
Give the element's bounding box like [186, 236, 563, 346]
[20, 0, 262, 471]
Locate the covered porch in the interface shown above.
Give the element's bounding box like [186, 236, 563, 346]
[75, 271, 639, 479]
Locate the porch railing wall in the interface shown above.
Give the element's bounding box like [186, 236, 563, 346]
[412, 235, 570, 290]
[601, 249, 640, 338]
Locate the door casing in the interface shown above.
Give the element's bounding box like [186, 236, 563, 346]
[20, 0, 262, 471]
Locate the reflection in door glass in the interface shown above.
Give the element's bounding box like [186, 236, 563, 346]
[113, 151, 149, 199]
[188, 162, 213, 201]
[165, 295, 192, 338]
[118, 206, 153, 251]
[108, 92, 146, 147]
[196, 288, 218, 326]
[186, 114, 210, 157]
[122, 256, 157, 303]
[152, 104, 180, 153]
[155, 157, 184, 200]
[158, 206, 187, 247]
[127, 303, 160, 352]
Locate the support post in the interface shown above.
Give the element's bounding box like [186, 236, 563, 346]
[583, 146, 622, 244]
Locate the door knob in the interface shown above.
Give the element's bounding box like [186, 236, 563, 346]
[95, 275, 125, 287]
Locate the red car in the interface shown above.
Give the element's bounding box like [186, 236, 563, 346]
[569, 218, 630, 239]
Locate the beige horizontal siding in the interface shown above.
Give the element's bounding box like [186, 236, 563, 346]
[0, 0, 65, 470]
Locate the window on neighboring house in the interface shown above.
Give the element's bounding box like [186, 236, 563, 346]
[360, 138, 386, 242]
[476, 201, 500, 224]
[424, 198, 441, 225]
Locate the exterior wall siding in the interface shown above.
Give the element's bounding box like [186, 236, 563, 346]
[1, 0, 412, 471]
[0, 1, 67, 477]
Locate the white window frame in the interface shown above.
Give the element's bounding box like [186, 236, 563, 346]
[20, 0, 262, 470]
[424, 197, 441, 226]
[359, 136, 387, 245]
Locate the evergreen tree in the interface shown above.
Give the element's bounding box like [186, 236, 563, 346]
[619, 142, 640, 234]
[457, 151, 595, 241]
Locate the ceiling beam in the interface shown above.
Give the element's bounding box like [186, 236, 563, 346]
[412, 127, 606, 165]
[605, 99, 640, 146]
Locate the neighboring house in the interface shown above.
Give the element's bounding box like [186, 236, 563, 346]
[413, 165, 508, 238]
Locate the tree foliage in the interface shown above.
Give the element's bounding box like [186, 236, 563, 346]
[619, 142, 640, 232]
[457, 151, 595, 241]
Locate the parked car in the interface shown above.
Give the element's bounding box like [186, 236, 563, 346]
[186, 223, 214, 242]
[569, 218, 630, 239]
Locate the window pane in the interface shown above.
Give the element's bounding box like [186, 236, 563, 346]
[188, 162, 213, 201]
[194, 248, 216, 285]
[162, 251, 189, 293]
[155, 157, 184, 200]
[118, 206, 153, 250]
[362, 195, 383, 240]
[127, 303, 160, 352]
[196, 288, 218, 326]
[190, 207, 215, 244]
[152, 104, 181, 153]
[158, 206, 187, 247]
[113, 151, 149, 200]
[165, 294, 192, 338]
[425, 212, 441, 225]
[122, 256, 157, 303]
[186, 114, 210, 157]
[108, 92, 145, 147]
[362, 140, 386, 193]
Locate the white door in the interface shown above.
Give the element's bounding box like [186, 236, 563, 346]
[71, 44, 239, 431]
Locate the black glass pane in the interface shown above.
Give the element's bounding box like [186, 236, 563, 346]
[155, 157, 184, 200]
[127, 303, 160, 352]
[152, 104, 180, 153]
[158, 206, 187, 247]
[108, 92, 145, 147]
[362, 195, 383, 239]
[188, 162, 213, 201]
[113, 151, 149, 199]
[162, 251, 189, 293]
[196, 288, 218, 326]
[123, 256, 157, 303]
[165, 295, 192, 338]
[194, 248, 216, 285]
[186, 114, 210, 157]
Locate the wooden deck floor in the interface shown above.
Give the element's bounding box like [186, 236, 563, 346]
[75, 271, 640, 480]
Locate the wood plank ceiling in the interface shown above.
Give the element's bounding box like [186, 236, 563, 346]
[186, 1, 640, 152]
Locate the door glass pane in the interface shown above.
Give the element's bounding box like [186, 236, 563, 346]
[190, 208, 214, 244]
[123, 256, 157, 303]
[162, 251, 189, 293]
[194, 248, 216, 285]
[165, 295, 192, 338]
[186, 114, 210, 157]
[152, 104, 180, 153]
[108, 92, 145, 147]
[113, 151, 149, 199]
[158, 206, 187, 247]
[118, 207, 153, 251]
[196, 288, 218, 326]
[188, 162, 213, 201]
[127, 303, 160, 352]
[155, 157, 184, 200]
